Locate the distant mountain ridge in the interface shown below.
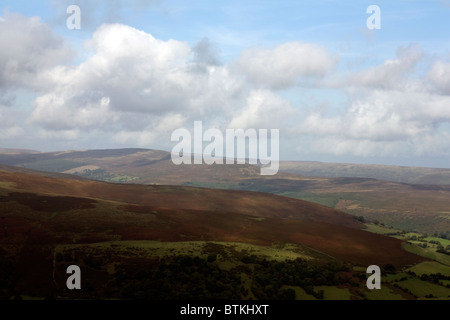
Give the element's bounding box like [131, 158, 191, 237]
[280, 161, 450, 185]
[2, 147, 450, 185]
[1, 148, 449, 234]
[0, 148, 40, 155]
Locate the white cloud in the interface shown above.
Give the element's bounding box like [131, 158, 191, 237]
[295, 84, 450, 158]
[233, 42, 337, 89]
[192, 37, 221, 67]
[300, 130, 450, 159]
[2, 12, 450, 166]
[228, 90, 295, 129]
[0, 12, 72, 90]
[300, 89, 450, 136]
[346, 44, 423, 90]
[38, 128, 79, 140]
[427, 60, 450, 95]
[285, 44, 450, 160]
[0, 108, 24, 140]
[27, 23, 306, 150]
[30, 94, 115, 131]
[28, 23, 248, 141]
[302, 137, 410, 158]
[113, 113, 186, 147]
[0, 126, 23, 140]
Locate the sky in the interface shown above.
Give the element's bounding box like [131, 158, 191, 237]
[1, 0, 450, 168]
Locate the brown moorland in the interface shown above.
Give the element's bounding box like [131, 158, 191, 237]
[1, 149, 449, 234]
[0, 167, 424, 268]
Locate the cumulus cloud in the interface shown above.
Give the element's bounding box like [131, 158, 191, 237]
[301, 137, 411, 158]
[28, 23, 248, 142]
[0, 108, 24, 140]
[427, 60, 450, 95]
[233, 42, 337, 89]
[228, 90, 295, 129]
[283, 42, 450, 160]
[295, 78, 450, 158]
[30, 94, 115, 131]
[113, 113, 186, 146]
[0, 12, 72, 90]
[28, 23, 312, 148]
[192, 37, 221, 67]
[299, 130, 450, 159]
[3, 11, 450, 165]
[299, 89, 450, 140]
[346, 44, 423, 90]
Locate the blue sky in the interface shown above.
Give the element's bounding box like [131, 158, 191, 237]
[1, 1, 450, 168]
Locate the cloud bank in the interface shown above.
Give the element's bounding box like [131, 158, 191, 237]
[2, 13, 450, 166]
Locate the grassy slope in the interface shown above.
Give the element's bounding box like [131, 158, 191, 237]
[1, 149, 450, 234]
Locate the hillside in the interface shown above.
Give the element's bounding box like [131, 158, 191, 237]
[280, 161, 450, 185]
[1, 148, 448, 235]
[3, 148, 450, 185]
[0, 166, 427, 300]
[0, 148, 40, 155]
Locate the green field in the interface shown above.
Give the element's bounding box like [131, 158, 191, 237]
[363, 223, 401, 235]
[276, 285, 352, 300]
[424, 237, 450, 247]
[407, 261, 450, 277]
[395, 278, 450, 299]
[363, 286, 404, 300]
[363, 226, 450, 267]
[56, 240, 315, 266]
[47, 240, 361, 300]
[51, 240, 450, 300]
[402, 243, 450, 266]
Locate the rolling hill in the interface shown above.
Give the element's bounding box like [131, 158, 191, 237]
[0, 165, 427, 299]
[1, 148, 449, 235]
[3, 148, 450, 185]
[279, 161, 450, 185]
